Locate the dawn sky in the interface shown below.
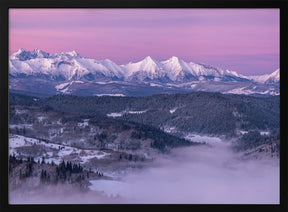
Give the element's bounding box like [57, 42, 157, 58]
[9, 9, 279, 75]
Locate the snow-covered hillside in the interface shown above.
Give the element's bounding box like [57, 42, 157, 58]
[248, 69, 280, 84]
[10, 48, 279, 84]
[9, 134, 109, 165]
[9, 49, 280, 96]
[9, 49, 124, 81]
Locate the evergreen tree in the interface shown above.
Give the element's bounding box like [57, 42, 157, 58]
[41, 156, 45, 164]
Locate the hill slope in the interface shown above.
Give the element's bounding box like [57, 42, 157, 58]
[9, 91, 280, 136]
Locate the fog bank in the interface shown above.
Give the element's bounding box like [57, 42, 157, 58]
[91, 144, 279, 204]
[10, 142, 279, 204]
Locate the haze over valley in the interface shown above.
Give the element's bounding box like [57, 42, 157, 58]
[9, 90, 280, 204]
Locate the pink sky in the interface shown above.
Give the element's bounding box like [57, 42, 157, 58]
[9, 9, 279, 75]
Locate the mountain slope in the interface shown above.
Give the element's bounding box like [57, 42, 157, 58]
[9, 49, 124, 81]
[9, 49, 255, 83]
[248, 69, 280, 84]
[9, 49, 280, 97]
[10, 91, 279, 136]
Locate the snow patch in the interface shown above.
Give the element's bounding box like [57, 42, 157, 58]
[107, 112, 124, 118]
[55, 82, 70, 90]
[78, 119, 89, 127]
[94, 94, 125, 97]
[224, 87, 279, 95]
[232, 109, 242, 118]
[55, 81, 84, 94]
[9, 134, 35, 148]
[15, 109, 26, 115]
[260, 131, 270, 136]
[239, 130, 248, 135]
[184, 134, 224, 145]
[190, 84, 197, 88]
[162, 126, 177, 133]
[149, 83, 163, 87]
[127, 110, 148, 114]
[107, 110, 148, 118]
[37, 116, 46, 122]
[9, 124, 33, 129]
[169, 107, 178, 114]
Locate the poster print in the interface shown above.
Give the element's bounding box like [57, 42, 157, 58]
[8, 8, 280, 204]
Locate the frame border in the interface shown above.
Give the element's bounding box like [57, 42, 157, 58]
[1, 0, 287, 211]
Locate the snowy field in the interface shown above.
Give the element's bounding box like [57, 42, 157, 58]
[9, 134, 109, 165]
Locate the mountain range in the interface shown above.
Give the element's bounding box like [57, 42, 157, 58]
[9, 49, 280, 97]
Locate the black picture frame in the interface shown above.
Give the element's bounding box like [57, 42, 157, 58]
[1, 0, 287, 211]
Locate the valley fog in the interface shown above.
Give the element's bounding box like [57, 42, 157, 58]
[90, 142, 279, 204]
[10, 140, 279, 204]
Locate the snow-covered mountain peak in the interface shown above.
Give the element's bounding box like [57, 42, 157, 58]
[144, 56, 153, 60]
[164, 56, 185, 67]
[124, 56, 159, 69]
[225, 69, 241, 77]
[12, 48, 27, 56]
[121, 56, 166, 80]
[100, 59, 125, 77]
[10, 48, 26, 60]
[9, 49, 280, 95]
[32, 48, 47, 54]
[65, 50, 80, 57]
[265, 69, 280, 84]
[53, 50, 81, 59]
[248, 69, 280, 84]
[169, 56, 180, 62]
[141, 56, 159, 65]
[160, 57, 199, 81]
[102, 58, 113, 63]
[10, 48, 50, 61]
[270, 69, 279, 77]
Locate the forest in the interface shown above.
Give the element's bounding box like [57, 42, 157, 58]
[9, 91, 280, 136]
